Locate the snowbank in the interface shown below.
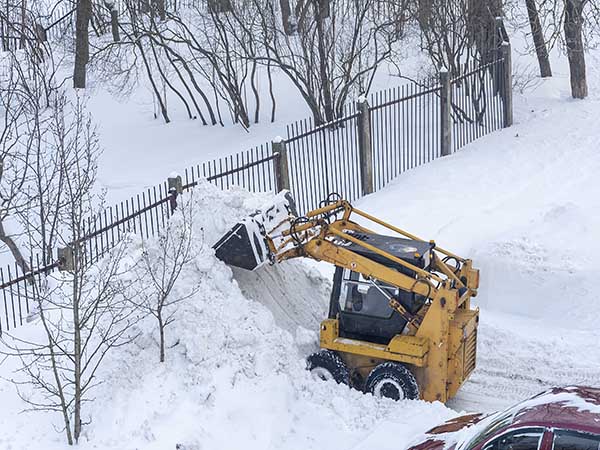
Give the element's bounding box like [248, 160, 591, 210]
[0, 179, 455, 450]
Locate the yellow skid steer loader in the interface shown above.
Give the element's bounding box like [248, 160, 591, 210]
[213, 193, 479, 403]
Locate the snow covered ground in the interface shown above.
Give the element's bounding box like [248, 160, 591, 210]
[2, 10, 600, 450]
[357, 59, 600, 414]
[2, 63, 600, 448]
[0, 182, 456, 450]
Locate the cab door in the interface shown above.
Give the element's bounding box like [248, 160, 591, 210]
[329, 268, 409, 344]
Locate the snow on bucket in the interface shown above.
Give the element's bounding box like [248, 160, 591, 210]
[213, 191, 297, 271]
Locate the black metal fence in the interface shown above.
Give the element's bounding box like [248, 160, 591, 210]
[285, 110, 362, 214]
[451, 58, 506, 150]
[183, 144, 277, 193]
[0, 50, 512, 335]
[0, 146, 279, 335]
[370, 82, 442, 191]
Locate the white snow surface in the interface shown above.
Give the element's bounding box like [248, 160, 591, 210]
[352, 68, 600, 415]
[3, 70, 600, 447]
[3, 12, 600, 449]
[0, 180, 455, 450]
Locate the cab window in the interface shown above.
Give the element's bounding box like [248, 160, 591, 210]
[482, 428, 545, 450]
[338, 270, 396, 319]
[553, 430, 600, 450]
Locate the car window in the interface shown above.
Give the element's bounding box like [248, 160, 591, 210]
[462, 411, 515, 450]
[553, 430, 600, 450]
[482, 428, 544, 450]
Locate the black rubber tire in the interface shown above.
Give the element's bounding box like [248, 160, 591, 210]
[365, 362, 419, 401]
[306, 350, 350, 385]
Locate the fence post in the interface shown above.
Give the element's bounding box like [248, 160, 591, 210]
[168, 174, 183, 213]
[356, 96, 374, 195]
[440, 69, 452, 157]
[272, 137, 290, 192]
[501, 42, 513, 127]
[58, 246, 75, 272]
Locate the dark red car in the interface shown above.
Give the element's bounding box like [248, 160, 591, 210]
[408, 386, 600, 450]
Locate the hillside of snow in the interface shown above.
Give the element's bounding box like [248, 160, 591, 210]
[2, 5, 600, 449]
[2, 62, 600, 446]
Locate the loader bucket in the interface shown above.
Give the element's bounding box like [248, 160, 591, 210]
[213, 191, 297, 271]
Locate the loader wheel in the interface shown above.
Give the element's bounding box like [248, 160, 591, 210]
[365, 362, 419, 401]
[306, 350, 350, 385]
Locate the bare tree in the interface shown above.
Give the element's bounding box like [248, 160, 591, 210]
[104, 0, 121, 42]
[414, 0, 477, 75]
[0, 30, 62, 271]
[254, 0, 406, 124]
[127, 197, 201, 363]
[414, 0, 504, 75]
[0, 52, 37, 272]
[0, 94, 138, 446]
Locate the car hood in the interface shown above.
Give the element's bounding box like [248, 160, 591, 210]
[428, 413, 485, 434]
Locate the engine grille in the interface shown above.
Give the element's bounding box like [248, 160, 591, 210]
[464, 330, 477, 377]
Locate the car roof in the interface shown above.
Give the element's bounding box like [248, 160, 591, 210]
[512, 386, 600, 432]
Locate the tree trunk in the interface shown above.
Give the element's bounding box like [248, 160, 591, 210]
[526, 0, 552, 77]
[468, 0, 503, 63]
[314, 1, 333, 123]
[318, 0, 329, 19]
[19, 0, 26, 49]
[416, 0, 432, 31]
[156, 0, 166, 21]
[208, 0, 231, 13]
[137, 39, 170, 123]
[35, 22, 47, 43]
[267, 57, 277, 123]
[73, 0, 92, 88]
[564, 0, 587, 99]
[110, 8, 120, 42]
[250, 60, 260, 124]
[279, 0, 294, 35]
[158, 309, 165, 363]
[73, 269, 82, 443]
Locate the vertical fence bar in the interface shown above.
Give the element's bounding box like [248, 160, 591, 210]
[440, 69, 452, 157]
[1, 268, 8, 332]
[501, 42, 513, 127]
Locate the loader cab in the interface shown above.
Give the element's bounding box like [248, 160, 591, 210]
[328, 234, 434, 344]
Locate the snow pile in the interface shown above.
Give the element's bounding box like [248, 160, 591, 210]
[88, 180, 455, 450]
[0, 179, 455, 450]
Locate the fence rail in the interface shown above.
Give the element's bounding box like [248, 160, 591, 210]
[0, 47, 513, 335]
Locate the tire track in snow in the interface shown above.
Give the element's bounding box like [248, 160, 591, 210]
[449, 314, 600, 413]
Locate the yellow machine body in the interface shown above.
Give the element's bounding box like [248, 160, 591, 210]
[274, 200, 480, 403]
